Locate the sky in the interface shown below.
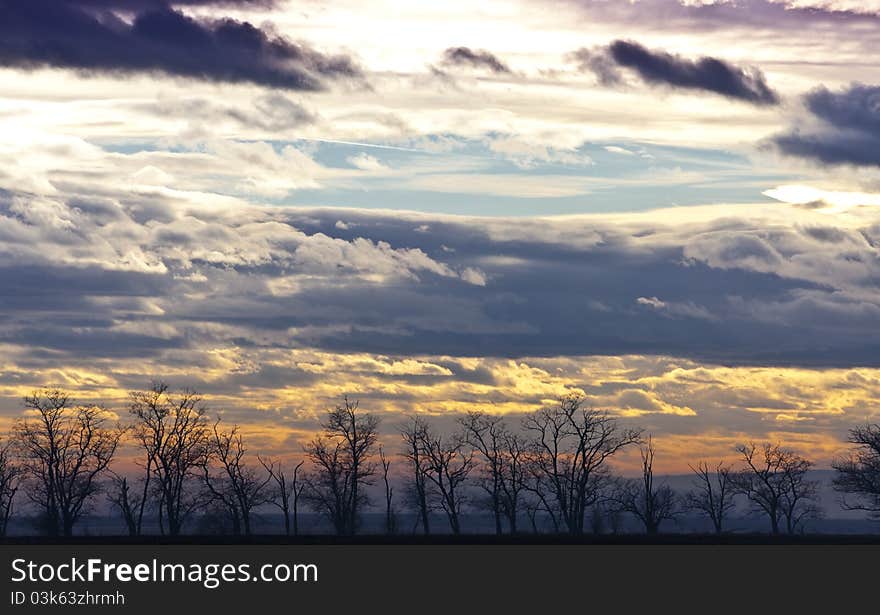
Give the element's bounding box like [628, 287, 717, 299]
[2, 0, 880, 472]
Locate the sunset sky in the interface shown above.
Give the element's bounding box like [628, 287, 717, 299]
[3, 0, 880, 472]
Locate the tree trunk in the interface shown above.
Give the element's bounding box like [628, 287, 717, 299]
[507, 507, 518, 534]
[418, 487, 430, 534]
[449, 512, 460, 535]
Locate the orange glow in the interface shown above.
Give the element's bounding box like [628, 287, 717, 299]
[1, 350, 876, 473]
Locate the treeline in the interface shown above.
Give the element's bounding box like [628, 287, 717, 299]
[0, 384, 879, 537]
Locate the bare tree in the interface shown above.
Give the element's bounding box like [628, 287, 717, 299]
[460, 412, 505, 534]
[498, 430, 528, 534]
[259, 457, 306, 536]
[129, 382, 210, 536]
[203, 421, 270, 536]
[611, 437, 677, 535]
[732, 442, 820, 535]
[781, 478, 822, 534]
[589, 503, 605, 534]
[0, 437, 22, 537]
[400, 417, 432, 534]
[418, 422, 474, 535]
[684, 461, 736, 534]
[833, 424, 880, 518]
[107, 472, 146, 537]
[303, 397, 379, 535]
[459, 411, 528, 534]
[14, 390, 121, 537]
[379, 446, 397, 534]
[587, 501, 622, 535]
[524, 498, 541, 533]
[523, 393, 641, 535]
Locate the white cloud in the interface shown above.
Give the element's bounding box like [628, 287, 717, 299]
[460, 267, 488, 286]
[637, 296, 666, 309]
[604, 145, 636, 156]
[346, 152, 390, 172]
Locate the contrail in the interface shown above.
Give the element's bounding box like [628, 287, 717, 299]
[289, 136, 425, 152]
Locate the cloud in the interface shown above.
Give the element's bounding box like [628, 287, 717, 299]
[0, 0, 362, 90]
[0, 344, 867, 471]
[3, 175, 880, 465]
[69, 0, 275, 8]
[346, 153, 389, 172]
[559, 0, 880, 35]
[441, 46, 511, 74]
[603, 145, 636, 156]
[636, 296, 716, 321]
[71, 1, 273, 5]
[765, 184, 880, 211]
[484, 135, 593, 168]
[460, 267, 487, 287]
[637, 296, 666, 309]
[3, 175, 880, 368]
[575, 40, 779, 105]
[569, 48, 623, 86]
[225, 94, 317, 131]
[771, 83, 880, 166]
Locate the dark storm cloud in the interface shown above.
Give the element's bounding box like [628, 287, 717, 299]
[0, 263, 181, 357]
[67, 0, 275, 8]
[282, 210, 880, 367]
[72, 0, 274, 7]
[772, 83, 880, 166]
[291, 261, 833, 365]
[772, 131, 880, 166]
[805, 83, 880, 133]
[0, 0, 362, 90]
[3, 325, 185, 358]
[5, 192, 880, 368]
[180, 211, 880, 367]
[576, 40, 779, 105]
[441, 47, 511, 74]
[0, 264, 169, 308]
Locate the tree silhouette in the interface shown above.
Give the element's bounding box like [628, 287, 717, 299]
[611, 437, 677, 535]
[129, 382, 210, 536]
[8, 382, 880, 539]
[107, 472, 146, 537]
[14, 389, 121, 537]
[732, 442, 820, 534]
[260, 456, 306, 536]
[460, 411, 527, 534]
[400, 416, 433, 534]
[303, 397, 379, 535]
[379, 445, 398, 534]
[0, 437, 22, 537]
[523, 393, 641, 535]
[833, 424, 880, 518]
[684, 461, 736, 534]
[203, 420, 270, 536]
[416, 421, 474, 535]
